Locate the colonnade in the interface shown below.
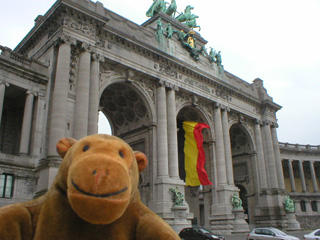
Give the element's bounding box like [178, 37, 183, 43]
[0, 81, 9, 132]
[284, 159, 319, 193]
[0, 80, 42, 156]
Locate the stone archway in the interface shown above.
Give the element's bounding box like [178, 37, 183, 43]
[99, 83, 150, 137]
[99, 82, 153, 204]
[230, 123, 255, 224]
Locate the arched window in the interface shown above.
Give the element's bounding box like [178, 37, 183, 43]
[0, 173, 14, 198]
[311, 201, 318, 212]
[300, 200, 306, 212]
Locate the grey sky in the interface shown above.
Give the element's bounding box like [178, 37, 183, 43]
[1, 0, 319, 145]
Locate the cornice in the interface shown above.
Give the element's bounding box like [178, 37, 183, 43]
[14, 0, 109, 55]
[0, 47, 48, 84]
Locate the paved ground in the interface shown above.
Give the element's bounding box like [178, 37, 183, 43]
[223, 231, 310, 240]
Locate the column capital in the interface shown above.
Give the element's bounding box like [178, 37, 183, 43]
[80, 42, 91, 52]
[166, 83, 179, 91]
[221, 105, 230, 112]
[0, 81, 9, 87]
[91, 52, 105, 63]
[261, 120, 272, 126]
[158, 79, 166, 87]
[57, 34, 76, 46]
[26, 90, 38, 97]
[254, 119, 263, 125]
[214, 102, 223, 109]
[270, 122, 279, 128]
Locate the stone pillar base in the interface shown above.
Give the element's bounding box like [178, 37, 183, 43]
[232, 209, 249, 234]
[209, 213, 235, 235]
[286, 211, 301, 231]
[148, 178, 192, 233]
[168, 205, 193, 233]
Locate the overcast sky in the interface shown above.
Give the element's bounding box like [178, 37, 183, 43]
[1, 0, 319, 145]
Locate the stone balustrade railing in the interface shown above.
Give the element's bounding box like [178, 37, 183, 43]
[279, 142, 320, 152]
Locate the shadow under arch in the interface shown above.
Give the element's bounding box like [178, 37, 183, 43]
[99, 81, 155, 205]
[99, 81, 155, 137]
[176, 105, 213, 227]
[230, 123, 254, 224]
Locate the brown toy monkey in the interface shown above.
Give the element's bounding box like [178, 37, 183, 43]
[0, 134, 180, 240]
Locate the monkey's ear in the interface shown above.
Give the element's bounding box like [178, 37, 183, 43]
[57, 138, 77, 158]
[134, 151, 148, 172]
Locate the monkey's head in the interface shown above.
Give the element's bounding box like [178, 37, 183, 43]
[55, 134, 147, 225]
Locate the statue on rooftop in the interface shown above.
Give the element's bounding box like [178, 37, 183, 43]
[215, 51, 222, 66]
[146, 0, 167, 18]
[165, 0, 177, 17]
[155, 17, 164, 42]
[165, 23, 174, 39]
[175, 5, 201, 31]
[179, 30, 200, 61]
[209, 48, 216, 63]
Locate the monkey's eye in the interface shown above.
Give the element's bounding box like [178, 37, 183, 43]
[83, 145, 90, 152]
[119, 150, 124, 158]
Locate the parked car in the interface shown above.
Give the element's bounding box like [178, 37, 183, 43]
[246, 227, 299, 240]
[179, 227, 225, 240]
[303, 229, 320, 240]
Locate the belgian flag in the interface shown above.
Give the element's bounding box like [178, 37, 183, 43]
[182, 121, 212, 186]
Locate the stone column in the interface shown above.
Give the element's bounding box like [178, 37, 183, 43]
[261, 122, 278, 189]
[254, 120, 268, 190]
[213, 104, 227, 186]
[288, 159, 296, 192]
[88, 53, 103, 135]
[31, 93, 46, 158]
[271, 124, 285, 190]
[74, 43, 91, 140]
[166, 84, 179, 179]
[0, 81, 9, 128]
[309, 161, 318, 192]
[48, 35, 73, 158]
[156, 80, 169, 178]
[19, 91, 36, 155]
[221, 107, 234, 186]
[298, 160, 307, 192]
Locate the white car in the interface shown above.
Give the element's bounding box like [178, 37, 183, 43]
[303, 229, 320, 240]
[247, 227, 300, 240]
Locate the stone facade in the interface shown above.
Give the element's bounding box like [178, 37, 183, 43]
[280, 143, 320, 229]
[0, 0, 319, 233]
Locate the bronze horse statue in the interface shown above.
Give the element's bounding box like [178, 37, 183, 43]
[183, 17, 201, 31]
[165, 0, 177, 17]
[146, 0, 167, 18]
[175, 5, 197, 22]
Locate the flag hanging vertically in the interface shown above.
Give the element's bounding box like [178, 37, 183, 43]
[183, 121, 212, 186]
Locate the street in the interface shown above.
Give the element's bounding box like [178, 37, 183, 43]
[223, 230, 310, 240]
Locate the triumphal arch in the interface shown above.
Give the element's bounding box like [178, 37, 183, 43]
[0, 0, 309, 233]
